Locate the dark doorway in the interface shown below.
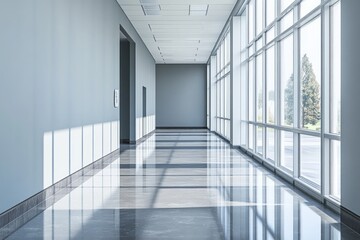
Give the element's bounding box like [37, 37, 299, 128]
[142, 86, 147, 135]
[120, 30, 131, 143]
[119, 26, 136, 143]
[142, 87, 147, 118]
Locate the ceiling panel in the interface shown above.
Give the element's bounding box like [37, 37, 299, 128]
[117, 0, 237, 63]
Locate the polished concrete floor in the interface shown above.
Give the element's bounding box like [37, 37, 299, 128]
[4, 129, 360, 239]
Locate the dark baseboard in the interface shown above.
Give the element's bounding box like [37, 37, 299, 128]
[120, 139, 137, 144]
[156, 127, 207, 129]
[119, 130, 156, 145]
[341, 206, 360, 234]
[0, 149, 120, 239]
[120, 139, 130, 144]
[136, 130, 155, 144]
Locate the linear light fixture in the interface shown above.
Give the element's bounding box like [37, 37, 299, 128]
[140, 0, 161, 16]
[190, 5, 208, 11]
[189, 4, 209, 16]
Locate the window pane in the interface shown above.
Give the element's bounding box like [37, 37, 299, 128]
[256, 126, 263, 155]
[241, 122, 247, 147]
[218, 119, 221, 133]
[240, 12, 247, 51]
[241, 63, 248, 121]
[330, 2, 341, 134]
[266, 0, 276, 26]
[226, 76, 230, 119]
[300, 17, 321, 131]
[221, 43, 224, 70]
[227, 120, 231, 139]
[280, 10, 293, 33]
[221, 120, 224, 137]
[330, 140, 341, 199]
[280, 34, 294, 126]
[256, 54, 263, 122]
[256, 0, 263, 36]
[300, 135, 321, 186]
[249, 0, 255, 43]
[267, 46, 275, 124]
[256, 37, 263, 51]
[300, 0, 321, 18]
[266, 128, 275, 161]
[221, 79, 225, 117]
[280, 0, 294, 13]
[225, 33, 231, 65]
[266, 27, 275, 44]
[280, 131, 293, 171]
[249, 59, 255, 121]
[217, 81, 220, 121]
[249, 124, 254, 150]
[249, 45, 255, 57]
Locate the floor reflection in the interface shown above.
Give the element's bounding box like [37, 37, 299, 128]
[5, 130, 360, 239]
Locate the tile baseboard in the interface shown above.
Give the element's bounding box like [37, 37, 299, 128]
[341, 206, 360, 235]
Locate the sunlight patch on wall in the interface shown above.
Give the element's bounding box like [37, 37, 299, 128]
[43, 121, 120, 189]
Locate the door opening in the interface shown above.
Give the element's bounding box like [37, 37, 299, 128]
[119, 26, 136, 144]
[142, 87, 147, 135]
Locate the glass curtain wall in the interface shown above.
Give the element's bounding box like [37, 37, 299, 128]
[215, 32, 231, 139]
[238, 0, 341, 201]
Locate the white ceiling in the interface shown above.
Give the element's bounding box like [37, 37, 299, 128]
[117, 0, 237, 64]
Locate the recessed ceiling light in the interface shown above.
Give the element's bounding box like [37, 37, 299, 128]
[189, 5, 209, 16]
[143, 4, 160, 11]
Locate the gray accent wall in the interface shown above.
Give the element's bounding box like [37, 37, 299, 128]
[0, 0, 155, 214]
[342, 0, 360, 217]
[156, 64, 207, 128]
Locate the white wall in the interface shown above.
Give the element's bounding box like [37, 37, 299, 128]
[156, 64, 207, 128]
[341, 0, 360, 217]
[0, 0, 155, 214]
